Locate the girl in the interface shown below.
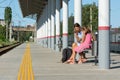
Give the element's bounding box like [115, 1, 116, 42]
[66, 27, 92, 64]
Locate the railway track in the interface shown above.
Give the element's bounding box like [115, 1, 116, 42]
[0, 42, 21, 55]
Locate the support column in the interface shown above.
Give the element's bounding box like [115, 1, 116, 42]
[41, 15, 43, 47]
[43, 8, 46, 48]
[74, 0, 82, 61]
[37, 16, 41, 44]
[36, 22, 39, 43]
[55, 0, 61, 51]
[98, 0, 110, 69]
[34, 22, 37, 43]
[45, 5, 48, 48]
[62, 0, 68, 49]
[74, 0, 82, 25]
[40, 16, 42, 46]
[51, 0, 55, 50]
[43, 23, 46, 47]
[48, 0, 51, 48]
[41, 24, 43, 47]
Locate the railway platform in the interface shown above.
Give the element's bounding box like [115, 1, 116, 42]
[0, 43, 120, 80]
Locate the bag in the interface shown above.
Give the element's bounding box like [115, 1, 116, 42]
[61, 48, 72, 63]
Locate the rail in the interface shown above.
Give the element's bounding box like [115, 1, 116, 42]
[0, 42, 21, 55]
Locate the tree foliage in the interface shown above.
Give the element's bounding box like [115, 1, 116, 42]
[60, 14, 74, 36]
[0, 25, 6, 41]
[67, 3, 98, 35]
[68, 14, 74, 35]
[12, 30, 33, 42]
[82, 3, 98, 32]
[4, 7, 12, 40]
[4, 7, 12, 25]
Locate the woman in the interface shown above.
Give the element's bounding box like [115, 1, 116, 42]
[66, 27, 92, 64]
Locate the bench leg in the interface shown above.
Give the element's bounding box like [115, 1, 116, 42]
[95, 56, 98, 65]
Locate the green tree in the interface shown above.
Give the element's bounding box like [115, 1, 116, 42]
[59, 3, 98, 36]
[68, 14, 74, 35]
[19, 31, 32, 42]
[4, 7, 12, 40]
[67, 3, 98, 35]
[82, 4, 91, 27]
[60, 14, 74, 36]
[82, 2, 98, 32]
[0, 25, 6, 41]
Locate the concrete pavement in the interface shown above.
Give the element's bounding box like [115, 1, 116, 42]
[0, 43, 120, 80]
[0, 44, 25, 80]
[30, 43, 120, 80]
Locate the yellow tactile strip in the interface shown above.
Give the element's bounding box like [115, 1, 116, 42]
[17, 44, 34, 80]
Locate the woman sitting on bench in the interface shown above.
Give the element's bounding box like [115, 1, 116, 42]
[66, 27, 92, 64]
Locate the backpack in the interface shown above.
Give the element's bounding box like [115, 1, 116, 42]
[61, 48, 72, 63]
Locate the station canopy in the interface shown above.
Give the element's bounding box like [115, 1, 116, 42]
[19, 0, 63, 19]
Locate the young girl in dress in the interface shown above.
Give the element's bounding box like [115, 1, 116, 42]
[66, 27, 92, 64]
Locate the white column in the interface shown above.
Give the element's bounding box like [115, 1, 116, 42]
[41, 15, 43, 46]
[41, 23, 43, 46]
[39, 27, 42, 45]
[62, 0, 68, 49]
[43, 8, 46, 47]
[98, 0, 110, 69]
[37, 15, 42, 44]
[34, 22, 37, 43]
[51, 0, 55, 50]
[43, 22, 46, 47]
[45, 5, 48, 48]
[48, 0, 51, 48]
[37, 28, 39, 43]
[56, 0, 61, 52]
[36, 18, 40, 43]
[74, 0, 82, 25]
[41, 16, 43, 46]
[39, 17, 41, 45]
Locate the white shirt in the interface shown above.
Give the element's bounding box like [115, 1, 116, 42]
[75, 32, 83, 46]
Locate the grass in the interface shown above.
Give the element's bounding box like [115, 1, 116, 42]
[0, 39, 17, 47]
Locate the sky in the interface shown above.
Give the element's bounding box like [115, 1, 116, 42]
[0, 0, 120, 28]
[0, 0, 36, 26]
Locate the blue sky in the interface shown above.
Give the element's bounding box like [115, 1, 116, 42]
[0, 0, 36, 26]
[0, 0, 120, 27]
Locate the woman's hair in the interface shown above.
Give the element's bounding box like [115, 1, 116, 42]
[74, 23, 80, 28]
[86, 27, 91, 33]
[82, 26, 91, 34]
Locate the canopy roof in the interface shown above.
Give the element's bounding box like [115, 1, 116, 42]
[19, 0, 48, 17]
[19, 0, 63, 18]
